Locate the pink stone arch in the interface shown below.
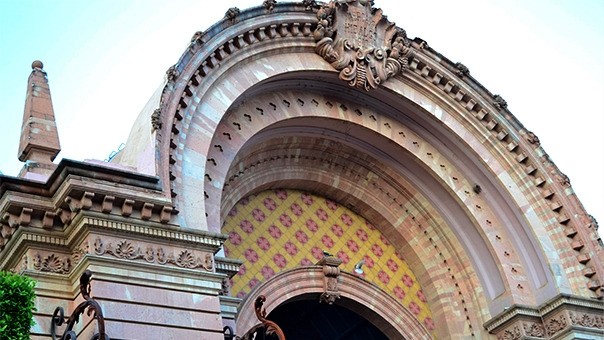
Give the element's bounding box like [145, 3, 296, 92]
[236, 266, 432, 340]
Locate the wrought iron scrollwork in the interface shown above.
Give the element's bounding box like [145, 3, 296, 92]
[51, 270, 109, 340]
[238, 295, 286, 340]
[223, 326, 236, 340]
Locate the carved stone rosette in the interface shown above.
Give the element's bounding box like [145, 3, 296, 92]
[313, 0, 413, 91]
[317, 255, 343, 304]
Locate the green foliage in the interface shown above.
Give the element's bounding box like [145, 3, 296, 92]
[0, 271, 36, 340]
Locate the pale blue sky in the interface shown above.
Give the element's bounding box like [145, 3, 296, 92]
[1, 0, 603, 227]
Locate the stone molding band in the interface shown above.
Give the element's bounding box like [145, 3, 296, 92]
[484, 293, 604, 339]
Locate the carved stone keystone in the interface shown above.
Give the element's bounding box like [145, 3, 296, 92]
[317, 255, 342, 304]
[313, 0, 413, 91]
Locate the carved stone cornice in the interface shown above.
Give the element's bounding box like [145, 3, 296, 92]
[485, 294, 604, 339]
[1, 212, 227, 272]
[0, 159, 178, 255]
[215, 256, 243, 276]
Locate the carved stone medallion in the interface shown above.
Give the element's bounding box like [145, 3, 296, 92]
[313, 0, 413, 91]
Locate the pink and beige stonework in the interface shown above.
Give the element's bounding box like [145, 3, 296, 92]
[1, 1, 602, 339]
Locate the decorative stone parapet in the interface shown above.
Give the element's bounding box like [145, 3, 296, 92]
[485, 294, 604, 339]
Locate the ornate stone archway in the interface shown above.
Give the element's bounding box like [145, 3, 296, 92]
[2, 1, 602, 339]
[111, 0, 603, 338]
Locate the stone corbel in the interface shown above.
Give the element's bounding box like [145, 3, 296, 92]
[317, 255, 342, 304]
[55, 208, 72, 225]
[2, 212, 18, 228]
[43, 211, 56, 230]
[64, 191, 94, 214]
[121, 199, 135, 217]
[160, 206, 173, 224]
[18, 207, 33, 226]
[101, 195, 115, 213]
[0, 213, 17, 250]
[141, 203, 154, 220]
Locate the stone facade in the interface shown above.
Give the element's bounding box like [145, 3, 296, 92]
[1, 1, 602, 339]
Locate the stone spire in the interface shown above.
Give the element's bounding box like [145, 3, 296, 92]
[18, 60, 61, 179]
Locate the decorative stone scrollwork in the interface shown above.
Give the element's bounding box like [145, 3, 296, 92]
[159, 249, 213, 270]
[302, 0, 318, 11]
[190, 30, 205, 45]
[493, 94, 508, 109]
[553, 171, 570, 187]
[33, 253, 72, 274]
[219, 278, 231, 296]
[263, 0, 277, 12]
[523, 322, 545, 337]
[486, 296, 604, 338]
[497, 326, 521, 340]
[151, 108, 162, 131]
[93, 237, 213, 271]
[166, 65, 180, 82]
[545, 314, 568, 337]
[225, 7, 240, 21]
[570, 312, 604, 329]
[313, 0, 414, 91]
[0, 214, 16, 251]
[455, 62, 470, 77]
[525, 130, 540, 145]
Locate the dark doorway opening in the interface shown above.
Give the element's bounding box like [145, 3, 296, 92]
[267, 297, 389, 340]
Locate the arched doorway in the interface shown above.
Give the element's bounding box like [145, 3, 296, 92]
[235, 266, 431, 340]
[268, 294, 388, 340]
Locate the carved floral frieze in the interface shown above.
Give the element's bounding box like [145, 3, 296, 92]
[33, 253, 72, 274]
[313, 0, 413, 91]
[569, 311, 604, 329]
[545, 314, 568, 336]
[523, 322, 545, 337]
[497, 326, 521, 340]
[93, 237, 213, 271]
[488, 296, 604, 339]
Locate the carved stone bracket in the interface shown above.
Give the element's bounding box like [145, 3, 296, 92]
[317, 255, 342, 304]
[313, 0, 414, 91]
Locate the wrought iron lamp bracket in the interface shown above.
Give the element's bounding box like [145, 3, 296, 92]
[50, 270, 109, 340]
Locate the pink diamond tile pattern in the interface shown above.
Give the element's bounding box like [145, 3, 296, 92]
[223, 189, 434, 330]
